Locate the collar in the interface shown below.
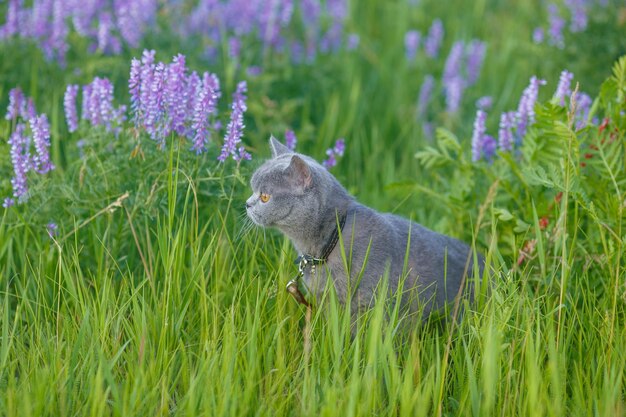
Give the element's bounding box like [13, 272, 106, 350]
[286, 212, 347, 306]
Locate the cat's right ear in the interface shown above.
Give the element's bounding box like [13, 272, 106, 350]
[286, 155, 312, 189]
[269, 135, 290, 158]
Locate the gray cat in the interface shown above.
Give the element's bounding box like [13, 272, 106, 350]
[246, 136, 483, 320]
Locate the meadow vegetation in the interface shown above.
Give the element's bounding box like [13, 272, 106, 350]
[1, 1, 625, 415]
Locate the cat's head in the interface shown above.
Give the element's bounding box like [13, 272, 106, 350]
[246, 136, 330, 229]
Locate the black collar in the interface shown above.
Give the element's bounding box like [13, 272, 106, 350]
[294, 213, 347, 267]
[286, 212, 347, 307]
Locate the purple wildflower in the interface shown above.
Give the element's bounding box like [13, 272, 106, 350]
[81, 77, 125, 133]
[22, 98, 37, 121]
[31, 114, 54, 174]
[565, 0, 587, 32]
[554, 70, 574, 106]
[476, 96, 493, 111]
[404, 30, 421, 61]
[533, 27, 544, 43]
[285, 130, 297, 151]
[471, 110, 487, 162]
[46, 222, 59, 238]
[323, 150, 337, 169]
[482, 135, 497, 161]
[547, 4, 565, 48]
[219, 81, 249, 162]
[246, 66, 263, 77]
[145, 62, 167, 142]
[465, 40, 486, 85]
[424, 19, 444, 58]
[0, 0, 22, 39]
[443, 41, 465, 113]
[165, 54, 189, 136]
[323, 138, 346, 169]
[229, 37, 241, 60]
[416, 75, 435, 119]
[516, 76, 546, 138]
[64, 84, 79, 133]
[137, 49, 156, 126]
[334, 138, 345, 156]
[129, 58, 142, 121]
[498, 111, 515, 151]
[346, 33, 360, 50]
[6, 88, 25, 120]
[191, 72, 219, 154]
[7, 123, 30, 203]
[574, 92, 592, 130]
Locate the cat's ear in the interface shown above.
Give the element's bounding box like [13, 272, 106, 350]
[269, 135, 290, 157]
[286, 155, 312, 188]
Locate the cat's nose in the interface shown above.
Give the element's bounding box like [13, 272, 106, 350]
[245, 202, 252, 209]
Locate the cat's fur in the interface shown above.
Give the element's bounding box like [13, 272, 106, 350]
[246, 137, 483, 319]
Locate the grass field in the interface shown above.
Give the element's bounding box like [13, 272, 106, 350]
[1, 1, 625, 416]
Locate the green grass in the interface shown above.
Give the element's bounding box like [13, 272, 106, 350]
[1, 0, 626, 415]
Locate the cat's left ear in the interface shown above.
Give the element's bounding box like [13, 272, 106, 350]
[286, 155, 312, 189]
[269, 135, 290, 158]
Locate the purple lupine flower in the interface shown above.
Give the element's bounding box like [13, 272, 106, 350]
[0, 0, 22, 39]
[64, 84, 79, 133]
[404, 30, 421, 61]
[323, 138, 346, 169]
[31, 114, 54, 174]
[565, 0, 587, 32]
[465, 40, 486, 86]
[165, 54, 189, 136]
[334, 138, 345, 156]
[246, 66, 263, 77]
[129, 58, 142, 122]
[554, 70, 574, 106]
[144, 62, 167, 143]
[97, 11, 115, 53]
[22, 98, 37, 121]
[547, 4, 565, 48]
[115, 0, 158, 48]
[46, 222, 58, 238]
[6, 88, 25, 120]
[7, 123, 30, 203]
[323, 149, 337, 169]
[574, 92, 592, 130]
[285, 130, 297, 151]
[416, 75, 435, 119]
[482, 135, 497, 161]
[137, 49, 156, 126]
[516, 76, 546, 138]
[424, 19, 444, 58]
[476, 96, 493, 111]
[471, 110, 487, 162]
[228, 37, 241, 60]
[346, 33, 360, 50]
[191, 72, 219, 154]
[443, 41, 465, 113]
[498, 111, 515, 151]
[48, 0, 69, 65]
[442, 41, 464, 88]
[219, 81, 249, 162]
[82, 77, 124, 133]
[533, 27, 544, 43]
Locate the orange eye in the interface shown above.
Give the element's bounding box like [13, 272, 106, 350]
[260, 193, 271, 203]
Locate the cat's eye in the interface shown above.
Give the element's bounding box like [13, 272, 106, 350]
[260, 193, 271, 203]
